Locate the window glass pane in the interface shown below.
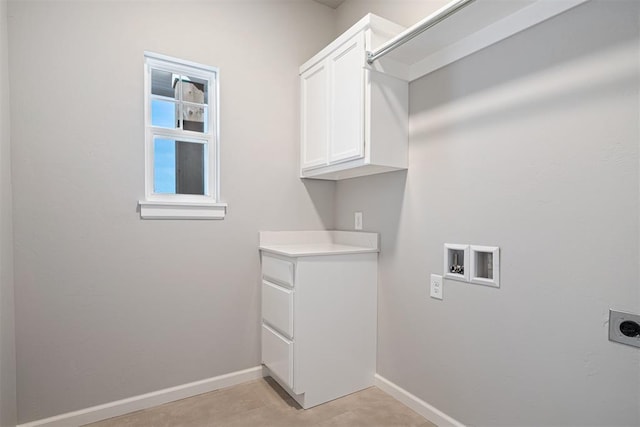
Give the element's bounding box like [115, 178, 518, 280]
[153, 139, 176, 194]
[180, 75, 208, 104]
[182, 104, 207, 133]
[176, 140, 206, 195]
[151, 100, 178, 129]
[151, 69, 176, 99]
[203, 144, 210, 196]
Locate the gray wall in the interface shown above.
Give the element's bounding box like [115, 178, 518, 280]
[335, 0, 640, 425]
[0, 0, 17, 424]
[335, 0, 445, 35]
[8, 1, 335, 423]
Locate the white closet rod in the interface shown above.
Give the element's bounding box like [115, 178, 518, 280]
[366, 0, 476, 64]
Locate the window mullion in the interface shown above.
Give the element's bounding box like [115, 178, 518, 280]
[148, 127, 212, 143]
[149, 93, 176, 101]
[176, 74, 183, 131]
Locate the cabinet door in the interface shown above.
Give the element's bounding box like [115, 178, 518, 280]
[329, 33, 365, 164]
[300, 61, 329, 171]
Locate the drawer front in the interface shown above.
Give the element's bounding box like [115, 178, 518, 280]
[262, 281, 294, 339]
[262, 324, 294, 389]
[262, 255, 294, 287]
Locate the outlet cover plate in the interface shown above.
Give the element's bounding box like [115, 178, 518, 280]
[609, 310, 640, 348]
[430, 274, 443, 300]
[354, 212, 363, 230]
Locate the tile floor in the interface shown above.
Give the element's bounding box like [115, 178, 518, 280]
[86, 377, 434, 426]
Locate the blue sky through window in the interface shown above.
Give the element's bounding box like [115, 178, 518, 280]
[154, 138, 176, 194]
[152, 99, 177, 193]
[151, 100, 176, 128]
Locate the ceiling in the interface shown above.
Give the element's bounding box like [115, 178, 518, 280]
[312, 0, 346, 9]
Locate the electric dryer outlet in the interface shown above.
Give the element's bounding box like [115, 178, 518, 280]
[609, 310, 640, 348]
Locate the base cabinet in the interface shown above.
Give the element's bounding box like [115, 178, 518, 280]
[260, 252, 377, 408]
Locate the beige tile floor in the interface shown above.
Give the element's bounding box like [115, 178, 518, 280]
[85, 377, 435, 427]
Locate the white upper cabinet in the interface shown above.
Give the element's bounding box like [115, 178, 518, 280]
[299, 14, 408, 181]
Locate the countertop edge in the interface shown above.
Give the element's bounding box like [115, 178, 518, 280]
[259, 246, 380, 257]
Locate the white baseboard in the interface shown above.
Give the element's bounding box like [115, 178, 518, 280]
[374, 374, 465, 427]
[19, 368, 461, 427]
[18, 366, 265, 427]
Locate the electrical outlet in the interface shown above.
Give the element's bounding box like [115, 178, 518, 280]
[609, 310, 640, 348]
[354, 212, 363, 230]
[430, 274, 443, 300]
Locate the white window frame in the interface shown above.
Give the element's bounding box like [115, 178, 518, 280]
[139, 51, 227, 219]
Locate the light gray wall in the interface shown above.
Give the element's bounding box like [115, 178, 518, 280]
[335, 0, 446, 35]
[8, 1, 336, 423]
[0, 0, 17, 425]
[335, 1, 640, 425]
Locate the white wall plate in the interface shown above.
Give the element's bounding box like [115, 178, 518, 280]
[469, 245, 500, 288]
[430, 274, 443, 300]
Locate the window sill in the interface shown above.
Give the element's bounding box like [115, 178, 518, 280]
[139, 200, 227, 220]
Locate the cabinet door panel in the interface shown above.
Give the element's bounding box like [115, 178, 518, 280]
[329, 34, 365, 164]
[300, 62, 328, 170]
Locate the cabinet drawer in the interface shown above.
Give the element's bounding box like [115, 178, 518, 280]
[262, 324, 294, 389]
[262, 281, 294, 339]
[262, 255, 294, 287]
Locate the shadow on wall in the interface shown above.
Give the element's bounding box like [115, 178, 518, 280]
[411, 0, 640, 138]
[302, 178, 337, 230]
[334, 170, 408, 254]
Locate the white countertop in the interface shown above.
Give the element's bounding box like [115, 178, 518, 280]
[259, 231, 379, 257]
[259, 243, 379, 257]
